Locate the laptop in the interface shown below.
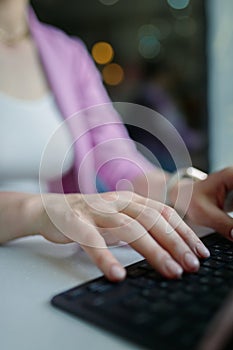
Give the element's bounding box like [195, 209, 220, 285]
[51, 232, 233, 350]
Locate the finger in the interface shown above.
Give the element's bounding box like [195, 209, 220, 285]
[132, 195, 210, 259]
[159, 204, 210, 258]
[214, 167, 233, 192]
[197, 201, 233, 240]
[81, 243, 126, 282]
[122, 203, 200, 272]
[62, 214, 126, 282]
[100, 230, 122, 246]
[96, 212, 183, 279]
[224, 190, 233, 212]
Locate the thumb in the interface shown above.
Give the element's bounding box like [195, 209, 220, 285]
[202, 202, 233, 240]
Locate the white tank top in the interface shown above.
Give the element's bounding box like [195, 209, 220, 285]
[0, 92, 75, 193]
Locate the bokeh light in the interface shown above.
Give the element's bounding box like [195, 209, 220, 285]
[138, 35, 161, 59]
[138, 24, 160, 40]
[92, 41, 114, 65]
[138, 24, 161, 59]
[102, 63, 124, 85]
[99, 0, 119, 5]
[167, 0, 190, 10]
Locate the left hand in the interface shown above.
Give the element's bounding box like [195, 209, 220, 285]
[174, 167, 233, 240]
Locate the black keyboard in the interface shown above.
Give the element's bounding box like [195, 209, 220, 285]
[51, 233, 233, 350]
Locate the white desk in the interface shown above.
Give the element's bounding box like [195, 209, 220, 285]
[0, 226, 212, 350]
[0, 236, 145, 350]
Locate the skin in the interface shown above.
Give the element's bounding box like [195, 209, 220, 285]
[0, 0, 233, 282]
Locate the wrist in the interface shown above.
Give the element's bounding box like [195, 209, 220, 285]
[166, 167, 208, 215]
[21, 194, 45, 236]
[169, 177, 193, 204]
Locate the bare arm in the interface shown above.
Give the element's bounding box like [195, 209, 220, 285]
[0, 167, 171, 245]
[0, 189, 209, 282]
[0, 192, 40, 244]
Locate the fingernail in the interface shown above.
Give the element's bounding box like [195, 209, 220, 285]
[110, 265, 126, 280]
[195, 242, 210, 258]
[184, 252, 200, 271]
[165, 259, 183, 278]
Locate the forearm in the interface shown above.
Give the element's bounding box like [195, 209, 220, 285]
[0, 192, 42, 244]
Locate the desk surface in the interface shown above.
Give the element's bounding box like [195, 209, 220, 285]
[0, 236, 145, 350]
[0, 227, 212, 350]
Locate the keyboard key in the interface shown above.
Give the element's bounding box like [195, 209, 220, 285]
[213, 269, 233, 278]
[87, 281, 114, 293]
[198, 266, 213, 275]
[202, 259, 224, 269]
[64, 288, 86, 300]
[212, 255, 233, 262]
[122, 295, 149, 310]
[129, 276, 156, 288]
[168, 292, 193, 303]
[141, 287, 167, 300]
[127, 267, 147, 278]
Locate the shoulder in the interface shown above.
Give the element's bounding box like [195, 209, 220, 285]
[39, 21, 87, 54]
[29, 9, 100, 81]
[39, 23, 95, 78]
[29, 8, 88, 61]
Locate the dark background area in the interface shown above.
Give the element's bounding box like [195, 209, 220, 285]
[31, 0, 208, 171]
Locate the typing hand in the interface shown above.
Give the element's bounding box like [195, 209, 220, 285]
[184, 167, 233, 240]
[30, 191, 210, 282]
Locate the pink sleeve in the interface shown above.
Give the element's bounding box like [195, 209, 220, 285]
[73, 40, 155, 190]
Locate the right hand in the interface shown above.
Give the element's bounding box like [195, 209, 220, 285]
[29, 191, 210, 282]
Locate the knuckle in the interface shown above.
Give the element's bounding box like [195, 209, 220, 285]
[133, 192, 144, 201]
[117, 214, 132, 228]
[140, 207, 161, 225]
[164, 231, 181, 249]
[139, 206, 153, 217]
[122, 190, 134, 198]
[120, 191, 144, 204]
[161, 205, 175, 220]
[172, 238, 185, 252]
[183, 227, 196, 241]
[101, 191, 118, 201]
[64, 209, 78, 223]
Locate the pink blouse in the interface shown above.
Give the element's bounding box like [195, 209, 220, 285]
[28, 8, 154, 194]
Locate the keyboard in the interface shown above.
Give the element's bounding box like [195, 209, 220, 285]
[51, 233, 233, 350]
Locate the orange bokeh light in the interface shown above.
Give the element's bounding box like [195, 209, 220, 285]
[102, 63, 124, 86]
[92, 42, 114, 65]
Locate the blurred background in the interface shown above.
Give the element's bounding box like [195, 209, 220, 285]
[31, 0, 208, 172]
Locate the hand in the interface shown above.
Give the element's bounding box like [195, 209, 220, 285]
[29, 191, 210, 282]
[185, 167, 233, 239]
